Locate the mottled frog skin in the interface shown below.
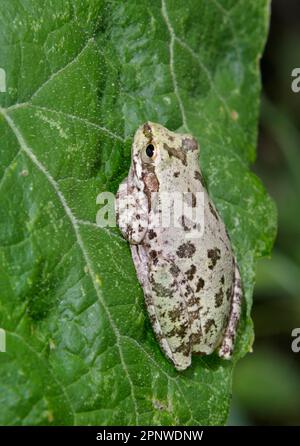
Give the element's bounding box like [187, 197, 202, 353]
[116, 122, 242, 371]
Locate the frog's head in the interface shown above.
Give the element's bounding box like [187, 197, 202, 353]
[131, 122, 199, 193]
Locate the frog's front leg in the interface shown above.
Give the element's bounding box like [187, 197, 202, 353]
[218, 260, 242, 359]
[116, 178, 148, 244]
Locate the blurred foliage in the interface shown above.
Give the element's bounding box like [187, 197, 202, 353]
[233, 349, 300, 425]
[230, 0, 300, 426]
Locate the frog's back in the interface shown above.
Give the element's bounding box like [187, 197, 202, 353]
[117, 122, 241, 369]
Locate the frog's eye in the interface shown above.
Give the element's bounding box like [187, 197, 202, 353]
[146, 144, 155, 158]
[142, 143, 157, 162]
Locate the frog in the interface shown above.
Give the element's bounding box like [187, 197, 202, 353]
[116, 122, 242, 371]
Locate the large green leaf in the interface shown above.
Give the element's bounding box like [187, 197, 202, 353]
[0, 0, 276, 425]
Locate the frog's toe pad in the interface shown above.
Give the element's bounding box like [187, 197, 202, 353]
[218, 341, 233, 360]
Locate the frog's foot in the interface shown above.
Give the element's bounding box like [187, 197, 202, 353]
[218, 260, 242, 359]
[145, 289, 192, 371]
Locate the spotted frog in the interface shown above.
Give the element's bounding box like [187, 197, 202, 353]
[116, 122, 242, 371]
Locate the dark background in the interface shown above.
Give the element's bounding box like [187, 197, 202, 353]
[229, 0, 300, 425]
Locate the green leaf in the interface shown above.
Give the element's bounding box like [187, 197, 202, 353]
[0, 0, 276, 425]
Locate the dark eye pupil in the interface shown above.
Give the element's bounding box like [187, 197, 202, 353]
[146, 144, 155, 157]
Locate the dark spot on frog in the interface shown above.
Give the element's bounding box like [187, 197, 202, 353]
[174, 171, 180, 178]
[181, 215, 191, 232]
[236, 277, 242, 289]
[149, 313, 157, 325]
[188, 308, 200, 322]
[191, 192, 196, 207]
[176, 242, 196, 258]
[184, 188, 196, 208]
[168, 135, 175, 142]
[148, 229, 157, 240]
[186, 264, 196, 281]
[204, 318, 216, 333]
[221, 344, 231, 356]
[144, 293, 151, 304]
[186, 294, 199, 306]
[168, 307, 181, 322]
[194, 170, 205, 186]
[136, 214, 140, 220]
[127, 224, 133, 239]
[149, 250, 159, 266]
[215, 287, 224, 308]
[184, 284, 194, 298]
[226, 286, 232, 301]
[167, 321, 189, 339]
[174, 342, 190, 357]
[220, 275, 225, 285]
[163, 143, 187, 166]
[142, 171, 159, 193]
[132, 158, 138, 177]
[208, 247, 221, 269]
[170, 279, 178, 289]
[182, 137, 198, 151]
[170, 264, 180, 277]
[155, 332, 164, 342]
[191, 334, 204, 349]
[143, 122, 152, 139]
[196, 278, 205, 293]
[141, 170, 159, 212]
[152, 281, 173, 299]
[209, 202, 219, 220]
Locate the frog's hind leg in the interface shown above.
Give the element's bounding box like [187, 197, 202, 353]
[130, 246, 174, 360]
[218, 260, 243, 359]
[146, 257, 195, 371]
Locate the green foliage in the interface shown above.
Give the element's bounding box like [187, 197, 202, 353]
[0, 0, 276, 425]
[231, 97, 300, 426]
[234, 348, 300, 421]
